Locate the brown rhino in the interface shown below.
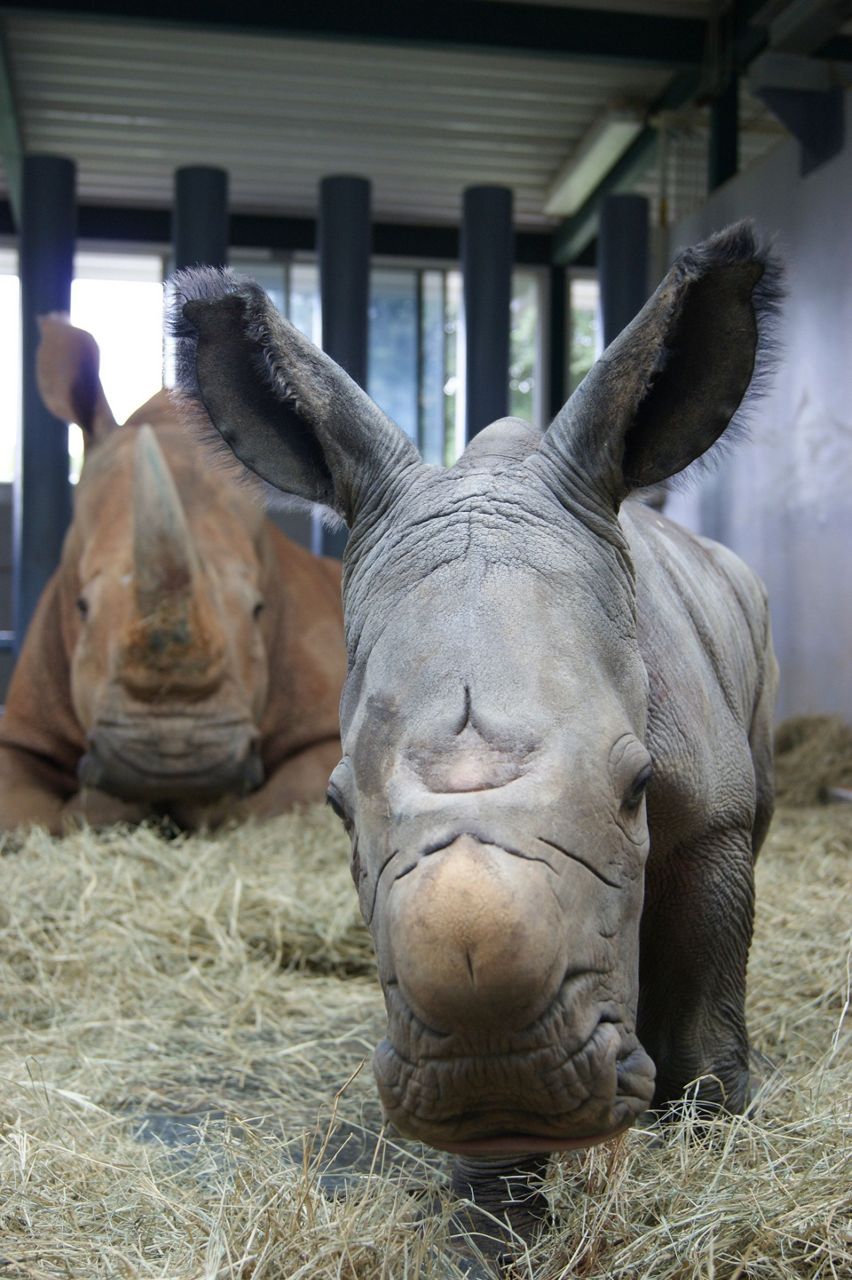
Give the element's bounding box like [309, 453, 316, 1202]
[171, 223, 780, 1258]
[0, 314, 346, 833]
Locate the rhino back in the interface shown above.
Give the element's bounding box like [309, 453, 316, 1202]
[622, 500, 774, 855]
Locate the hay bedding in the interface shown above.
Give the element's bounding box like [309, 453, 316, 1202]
[0, 805, 849, 1279]
[773, 717, 852, 807]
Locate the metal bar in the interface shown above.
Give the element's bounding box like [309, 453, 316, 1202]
[173, 165, 228, 270]
[318, 175, 370, 387]
[547, 265, 567, 420]
[15, 153, 75, 652]
[0, 2, 707, 68]
[708, 72, 740, 190]
[462, 184, 513, 440]
[770, 0, 852, 56]
[598, 194, 649, 348]
[0, 23, 22, 224]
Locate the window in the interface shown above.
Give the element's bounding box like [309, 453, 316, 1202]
[0, 250, 20, 484]
[569, 273, 601, 392]
[0, 250, 555, 485]
[0, 249, 164, 483]
[227, 258, 546, 466]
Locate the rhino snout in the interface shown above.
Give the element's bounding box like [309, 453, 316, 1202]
[385, 834, 568, 1035]
[80, 716, 264, 802]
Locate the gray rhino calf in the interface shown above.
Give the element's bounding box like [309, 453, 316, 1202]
[171, 223, 780, 1253]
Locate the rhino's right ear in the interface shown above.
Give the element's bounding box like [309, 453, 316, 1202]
[168, 268, 421, 526]
[537, 221, 783, 510]
[36, 314, 119, 447]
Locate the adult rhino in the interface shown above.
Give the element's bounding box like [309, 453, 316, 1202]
[171, 223, 779, 1257]
[0, 315, 345, 833]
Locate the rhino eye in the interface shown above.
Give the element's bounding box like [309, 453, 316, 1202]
[326, 785, 352, 832]
[76, 596, 89, 620]
[624, 763, 652, 811]
[252, 600, 265, 620]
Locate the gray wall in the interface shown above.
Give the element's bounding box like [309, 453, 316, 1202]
[666, 90, 852, 723]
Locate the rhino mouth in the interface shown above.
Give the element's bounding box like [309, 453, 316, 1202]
[80, 715, 264, 801]
[372, 981, 656, 1154]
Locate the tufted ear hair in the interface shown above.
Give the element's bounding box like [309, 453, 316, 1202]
[167, 268, 422, 527]
[537, 221, 783, 509]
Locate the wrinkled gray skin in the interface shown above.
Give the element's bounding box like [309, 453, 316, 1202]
[170, 222, 780, 1262]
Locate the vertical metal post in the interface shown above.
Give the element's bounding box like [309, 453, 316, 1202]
[461, 185, 514, 440]
[15, 154, 76, 651]
[173, 166, 229, 270]
[708, 73, 739, 192]
[316, 174, 371, 556]
[547, 265, 568, 419]
[598, 194, 649, 349]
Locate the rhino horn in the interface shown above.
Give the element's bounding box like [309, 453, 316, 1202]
[133, 424, 200, 618]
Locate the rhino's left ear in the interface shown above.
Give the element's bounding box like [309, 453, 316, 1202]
[538, 221, 783, 507]
[36, 314, 119, 446]
[168, 268, 422, 528]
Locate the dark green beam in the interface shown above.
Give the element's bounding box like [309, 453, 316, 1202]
[552, 70, 699, 266]
[0, 24, 22, 224]
[708, 71, 740, 191]
[550, 0, 852, 263]
[0, 1, 707, 68]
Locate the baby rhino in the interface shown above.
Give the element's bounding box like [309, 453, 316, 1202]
[0, 315, 345, 832]
[172, 223, 779, 1256]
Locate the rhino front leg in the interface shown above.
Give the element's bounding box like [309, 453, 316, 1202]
[449, 1155, 550, 1267]
[61, 786, 152, 832]
[638, 827, 756, 1113]
[0, 746, 73, 834]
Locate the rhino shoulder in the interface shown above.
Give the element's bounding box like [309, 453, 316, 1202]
[622, 501, 773, 845]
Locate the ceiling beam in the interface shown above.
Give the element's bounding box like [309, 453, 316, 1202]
[0, 1, 707, 69]
[551, 70, 699, 265]
[551, 0, 852, 262]
[0, 24, 22, 224]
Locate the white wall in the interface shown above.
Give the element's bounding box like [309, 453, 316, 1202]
[666, 90, 852, 723]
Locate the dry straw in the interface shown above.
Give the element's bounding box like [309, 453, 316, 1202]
[774, 715, 852, 807]
[0, 801, 849, 1278]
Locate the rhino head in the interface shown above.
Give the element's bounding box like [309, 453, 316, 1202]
[171, 223, 778, 1157]
[37, 315, 268, 806]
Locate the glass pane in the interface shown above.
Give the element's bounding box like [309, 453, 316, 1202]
[509, 271, 540, 425]
[444, 270, 464, 465]
[570, 275, 601, 393]
[0, 252, 164, 486]
[368, 268, 417, 441]
[289, 262, 321, 344]
[419, 270, 444, 466]
[0, 254, 20, 485]
[230, 258, 286, 318]
[70, 266, 164, 428]
[70, 255, 164, 483]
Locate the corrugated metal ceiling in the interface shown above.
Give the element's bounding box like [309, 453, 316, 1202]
[1, 7, 784, 231]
